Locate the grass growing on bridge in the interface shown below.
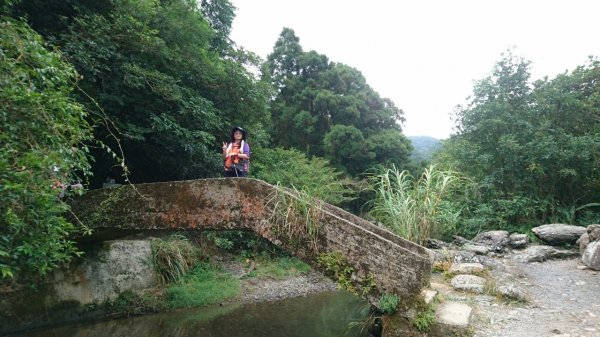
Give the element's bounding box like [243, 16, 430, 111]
[267, 184, 324, 254]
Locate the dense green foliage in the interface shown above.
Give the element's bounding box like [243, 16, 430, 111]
[437, 51, 600, 233]
[0, 18, 93, 278]
[265, 28, 412, 176]
[252, 147, 354, 205]
[13, 0, 271, 184]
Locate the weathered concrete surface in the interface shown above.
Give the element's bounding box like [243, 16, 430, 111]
[0, 240, 157, 335]
[53, 240, 157, 304]
[70, 178, 432, 307]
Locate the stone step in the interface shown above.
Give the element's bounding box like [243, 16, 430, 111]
[420, 282, 474, 337]
[436, 302, 472, 326]
[432, 301, 473, 336]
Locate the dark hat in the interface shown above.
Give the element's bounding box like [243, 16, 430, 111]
[230, 126, 247, 141]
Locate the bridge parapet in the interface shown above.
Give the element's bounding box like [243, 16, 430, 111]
[70, 178, 432, 308]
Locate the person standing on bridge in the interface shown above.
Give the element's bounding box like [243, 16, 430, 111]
[222, 126, 251, 177]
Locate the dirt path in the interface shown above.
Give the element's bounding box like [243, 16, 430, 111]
[473, 258, 600, 337]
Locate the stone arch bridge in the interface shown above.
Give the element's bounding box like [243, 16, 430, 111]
[70, 178, 432, 308]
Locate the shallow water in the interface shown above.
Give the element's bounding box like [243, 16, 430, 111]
[10, 291, 370, 337]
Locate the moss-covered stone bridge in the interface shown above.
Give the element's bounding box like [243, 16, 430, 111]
[70, 178, 432, 308]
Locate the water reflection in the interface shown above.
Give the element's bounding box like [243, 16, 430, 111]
[12, 291, 369, 337]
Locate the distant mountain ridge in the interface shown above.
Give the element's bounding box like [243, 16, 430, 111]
[408, 136, 441, 162]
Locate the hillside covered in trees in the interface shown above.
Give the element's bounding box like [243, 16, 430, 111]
[2, 0, 599, 279]
[408, 136, 441, 162]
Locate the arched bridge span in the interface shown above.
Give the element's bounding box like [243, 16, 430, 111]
[70, 178, 432, 307]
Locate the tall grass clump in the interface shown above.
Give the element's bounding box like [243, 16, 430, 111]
[367, 165, 462, 245]
[266, 184, 325, 253]
[151, 235, 199, 284]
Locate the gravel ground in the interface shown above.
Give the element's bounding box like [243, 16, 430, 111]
[216, 255, 337, 304]
[234, 271, 337, 303]
[472, 258, 600, 337]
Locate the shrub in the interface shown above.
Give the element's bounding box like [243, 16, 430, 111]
[379, 293, 399, 315]
[316, 251, 355, 293]
[252, 147, 355, 206]
[414, 303, 435, 332]
[0, 18, 94, 278]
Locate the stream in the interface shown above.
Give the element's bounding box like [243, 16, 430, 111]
[9, 291, 370, 337]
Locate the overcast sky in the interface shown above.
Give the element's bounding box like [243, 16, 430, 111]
[229, 0, 599, 139]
